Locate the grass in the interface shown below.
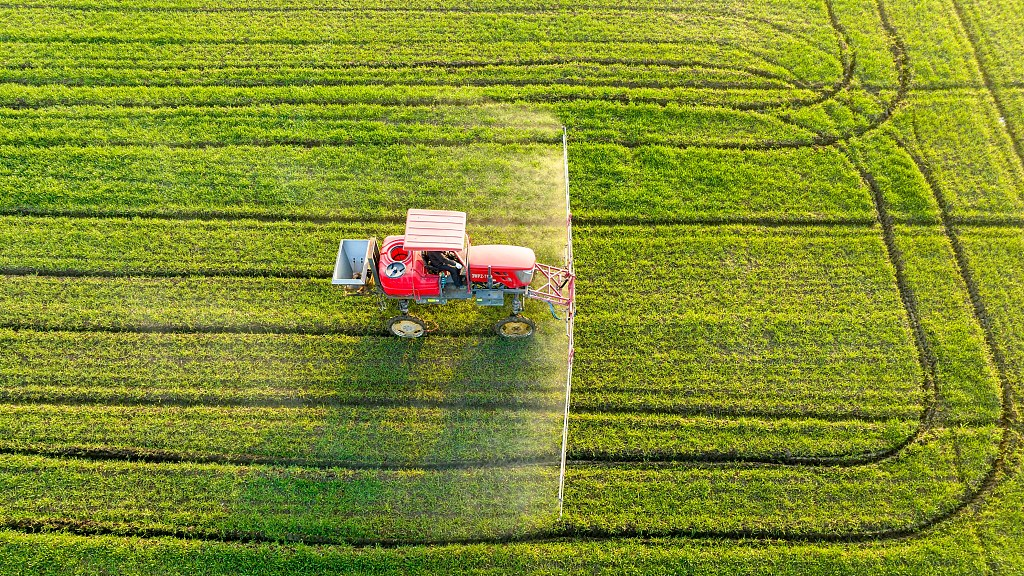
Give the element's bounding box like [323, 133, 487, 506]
[893, 89, 1024, 220]
[569, 413, 917, 460]
[0, 0, 1022, 572]
[572, 224, 924, 420]
[570, 144, 875, 221]
[0, 145, 565, 220]
[0, 329, 565, 408]
[0, 403, 562, 466]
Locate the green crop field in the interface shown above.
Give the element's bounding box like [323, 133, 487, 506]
[0, 0, 1022, 573]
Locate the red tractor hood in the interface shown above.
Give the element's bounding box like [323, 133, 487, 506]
[469, 245, 536, 270]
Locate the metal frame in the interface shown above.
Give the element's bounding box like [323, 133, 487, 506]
[556, 126, 576, 519]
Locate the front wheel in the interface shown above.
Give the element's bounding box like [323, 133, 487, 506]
[495, 315, 535, 339]
[387, 315, 427, 338]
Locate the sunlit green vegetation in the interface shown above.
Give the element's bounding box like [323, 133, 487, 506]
[0, 0, 1021, 572]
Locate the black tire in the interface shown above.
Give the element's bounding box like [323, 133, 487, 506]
[495, 315, 535, 339]
[386, 315, 427, 338]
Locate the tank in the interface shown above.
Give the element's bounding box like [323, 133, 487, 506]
[468, 245, 536, 288]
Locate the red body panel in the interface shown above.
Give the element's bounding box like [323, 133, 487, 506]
[377, 235, 442, 298]
[468, 245, 536, 289]
[377, 237, 536, 296]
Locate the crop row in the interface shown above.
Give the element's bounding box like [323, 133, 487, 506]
[0, 83, 820, 111]
[0, 43, 807, 88]
[0, 217, 566, 273]
[951, 0, 1024, 85]
[564, 425, 1001, 536]
[0, 102, 820, 148]
[5, 0, 833, 28]
[0, 453, 560, 543]
[0, 62, 797, 91]
[0, 424, 998, 543]
[892, 89, 1024, 220]
[884, 0, 983, 88]
[0, 403, 562, 466]
[570, 143, 875, 222]
[0, 143, 565, 222]
[569, 412, 917, 461]
[0, 329, 566, 409]
[960, 226, 1024, 401]
[0, 143, 876, 222]
[572, 224, 926, 420]
[0, 8, 835, 62]
[0, 102, 566, 147]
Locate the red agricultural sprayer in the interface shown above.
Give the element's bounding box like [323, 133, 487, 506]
[331, 207, 575, 338]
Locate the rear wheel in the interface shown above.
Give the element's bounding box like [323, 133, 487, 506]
[387, 315, 427, 338]
[495, 315, 535, 339]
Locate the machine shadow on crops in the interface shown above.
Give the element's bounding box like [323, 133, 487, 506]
[332, 208, 574, 339]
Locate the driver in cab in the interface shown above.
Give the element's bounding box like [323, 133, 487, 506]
[424, 251, 465, 288]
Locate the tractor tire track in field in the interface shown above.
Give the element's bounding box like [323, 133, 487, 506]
[0, 58, 801, 87]
[0, 434, 1018, 549]
[0, 2, 847, 112]
[0, 207, 882, 228]
[0, 393, 564, 413]
[567, 431, 922, 467]
[1, 0, 1004, 550]
[0, 267, 330, 280]
[948, 0, 1024, 176]
[0, 321, 497, 338]
[897, 137, 1019, 425]
[572, 404, 915, 424]
[0, 57, 796, 83]
[0, 76, 803, 99]
[0, 445, 559, 471]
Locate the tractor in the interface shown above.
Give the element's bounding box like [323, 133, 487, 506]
[332, 209, 574, 338]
